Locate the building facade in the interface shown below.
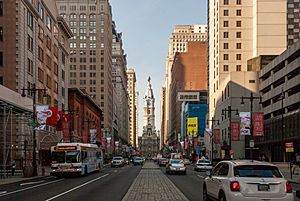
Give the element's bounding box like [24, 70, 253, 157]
[258, 40, 300, 162]
[127, 68, 138, 148]
[112, 22, 129, 146]
[56, 0, 113, 131]
[0, 0, 72, 171]
[169, 41, 208, 145]
[139, 77, 159, 158]
[208, 0, 287, 159]
[162, 25, 208, 146]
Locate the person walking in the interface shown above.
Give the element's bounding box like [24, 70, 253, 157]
[11, 160, 16, 176]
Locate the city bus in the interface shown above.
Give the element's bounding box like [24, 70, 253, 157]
[50, 143, 103, 177]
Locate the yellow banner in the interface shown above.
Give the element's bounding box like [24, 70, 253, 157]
[187, 117, 198, 137]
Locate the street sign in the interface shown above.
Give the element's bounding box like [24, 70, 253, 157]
[285, 142, 294, 152]
[250, 140, 254, 148]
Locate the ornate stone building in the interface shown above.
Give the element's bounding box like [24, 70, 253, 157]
[139, 77, 159, 158]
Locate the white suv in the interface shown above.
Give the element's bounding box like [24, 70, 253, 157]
[203, 160, 293, 201]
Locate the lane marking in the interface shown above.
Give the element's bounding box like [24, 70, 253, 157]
[20, 180, 45, 186]
[0, 191, 7, 195]
[197, 175, 205, 179]
[0, 179, 64, 197]
[45, 173, 109, 201]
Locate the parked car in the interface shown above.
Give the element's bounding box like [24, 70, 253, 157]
[166, 159, 186, 175]
[203, 160, 293, 201]
[111, 156, 125, 167]
[133, 157, 144, 165]
[194, 159, 212, 172]
[158, 158, 169, 167]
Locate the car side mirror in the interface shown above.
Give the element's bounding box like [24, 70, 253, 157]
[206, 170, 212, 177]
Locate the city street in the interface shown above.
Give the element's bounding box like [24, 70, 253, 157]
[0, 165, 141, 201]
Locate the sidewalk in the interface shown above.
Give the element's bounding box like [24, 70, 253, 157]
[122, 161, 189, 201]
[272, 162, 300, 183]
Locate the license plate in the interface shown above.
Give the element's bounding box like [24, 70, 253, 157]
[258, 184, 269, 191]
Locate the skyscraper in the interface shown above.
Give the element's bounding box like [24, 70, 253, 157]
[56, 0, 113, 131]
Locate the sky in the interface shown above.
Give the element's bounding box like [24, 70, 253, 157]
[109, 0, 207, 136]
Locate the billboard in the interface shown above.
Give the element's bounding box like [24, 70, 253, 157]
[188, 104, 208, 137]
[178, 91, 200, 102]
[240, 112, 251, 135]
[253, 112, 264, 137]
[187, 117, 198, 137]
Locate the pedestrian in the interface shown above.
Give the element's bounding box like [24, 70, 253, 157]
[292, 158, 296, 175]
[11, 160, 16, 176]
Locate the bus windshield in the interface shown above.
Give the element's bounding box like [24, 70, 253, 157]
[51, 151, 65, 163]
[66, 151, 80, 163]
[51, 151, 80, 163]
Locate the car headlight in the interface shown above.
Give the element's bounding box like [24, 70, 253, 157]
[180, 167, 186, 170]
[170, 167, 176, 170]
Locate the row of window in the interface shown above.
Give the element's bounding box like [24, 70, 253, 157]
[223, 31, 242, 38]
[223, 9, 242, 17]
[60, 5, 99, 12]
[70, 42, 97, 48]
[223, 0, 242, 5]
[223, 20, 242, 27]
[60, 13, 102, 20]
[223, 53, 242, 61]
[69, 21, 97, 27]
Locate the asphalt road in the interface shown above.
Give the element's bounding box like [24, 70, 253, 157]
[160, 164, 205, 201]
[0, 164, 141, 201]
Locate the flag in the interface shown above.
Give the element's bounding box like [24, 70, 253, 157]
[253, 112, 264, 137]
[231, 122, 240, 141]
[36, 105, 58, 130]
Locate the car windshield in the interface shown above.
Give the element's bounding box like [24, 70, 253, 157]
[113, 157, 122, 160]
[135, 157, 143, 160]
[197, 160, 211, 164]
[170, 159, 183, 164]
[234, 165, 283, 178]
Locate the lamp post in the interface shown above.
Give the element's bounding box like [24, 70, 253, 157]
[21, 84, 47, 176]
[280, 88, 285, 162]
[240, 92, 262, 160]
[222, 106, 239, 159]
[207, 117, 219, 163]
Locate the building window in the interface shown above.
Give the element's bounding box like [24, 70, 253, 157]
[236, 21, 241, 27]
[224, 54, 229, 60]
[236, 65, 241, 71]
[223, 65, 229, 71]
[27, 58, 33, 74]
[224, 43, 229, 49]
[38, 26, 44, 41]
[236, 43, 241, 49]
[224, 0, 229, 5]
[46, 15, 52, 31]
[249, 80, 255, 83]
[0, 1, 3, 16]
[236, 54, 241, 60]
[79, 13, 86, 19]
[224, 10, 229, 16]
[54, 63, 58, 75]
[236, 0, 241, 5]
[46, 35, 51, 50]
[27, 11, 33, 29]
[224, 21, 229, 27]
[0, 27, 3, 41]
[236, 9, 241, 16]
[70, 6, 76, 11]
[236, 32, 241, 38]
[223, 32, 229, 38]
[46, 75, 51, 88]
[27, 35, 33, 51]
[38, 68, 44, 83]
[38, 2, 44, 20]
[38, 46, 44, 62]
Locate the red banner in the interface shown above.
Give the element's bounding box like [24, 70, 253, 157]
[56, 111, 63, 131]
[193, 137, 198, 150]
[46, 106, 58, 126]
[253, 112, 264, 137]
[213, 129, 220, 144]
[82, 129, 89, 143]
[62, 113, 70, 141]
[231, 122, 240, 141]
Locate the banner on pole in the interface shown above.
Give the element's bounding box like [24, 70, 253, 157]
[213, 129, 220, 144]
[36, 105, 58, 130]
[90, 129, 97, 144]
[239, 112, 251, 135]
[231, 122, 240, 141]
[187, 117, 198, 137]
[253, 112, 264, 137]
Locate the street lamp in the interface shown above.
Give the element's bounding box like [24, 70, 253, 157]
[222, 106, 239, 159]
[240, 92, 262, 160]
[207, 118, 219, 163]
[21, 83, 47, 176]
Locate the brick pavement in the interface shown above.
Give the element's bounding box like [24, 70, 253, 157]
[122, 161, 189, 201]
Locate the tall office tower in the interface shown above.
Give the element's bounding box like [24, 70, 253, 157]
[160, 87, 166, 148]
[112, 21, 129, 145]
[208, 0, 287, 159]
[56, 0, 113, 130]
[135, 91, 139, 147]
[163, 25, 207, 145]
[287, 0, 300, 46]
[127, 68, 138, 148]
[0, 0, 72, 165]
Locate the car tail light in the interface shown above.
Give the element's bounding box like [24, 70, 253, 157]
[286, 181, 293, 193]
[230, 181, 240, 192]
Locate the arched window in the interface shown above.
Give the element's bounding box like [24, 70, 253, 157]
[69, 13, 76, 19]
[89, 13, 96, 19]
[79, 13, 86, 19]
